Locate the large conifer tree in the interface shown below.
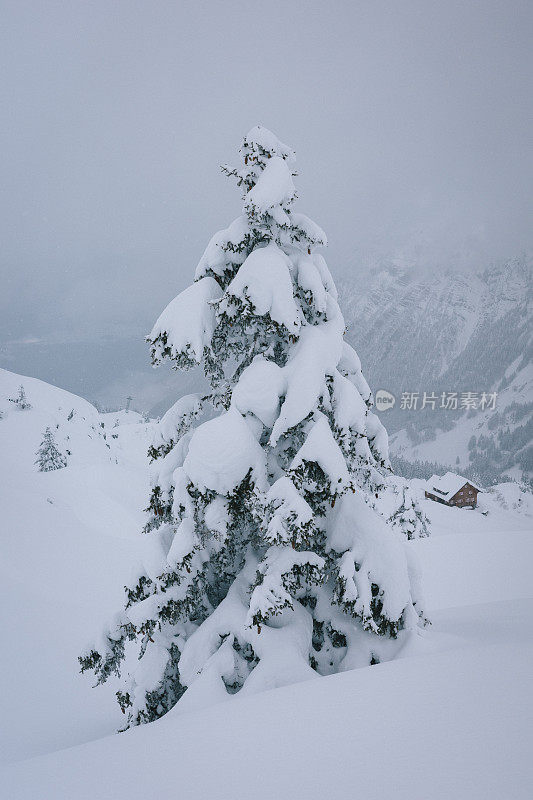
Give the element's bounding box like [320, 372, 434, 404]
[81, 127, 427, 727]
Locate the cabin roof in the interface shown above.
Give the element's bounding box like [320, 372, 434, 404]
[427, 472, 482, 501]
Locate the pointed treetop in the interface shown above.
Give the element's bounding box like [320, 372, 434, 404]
[240, 125, 296, 165]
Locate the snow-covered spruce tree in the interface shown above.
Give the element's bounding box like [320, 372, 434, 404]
[387, 485, 428, 540]
[80, 126, 427, 727]
[9, 385, 31, 410]
[35, 427, 67, 472]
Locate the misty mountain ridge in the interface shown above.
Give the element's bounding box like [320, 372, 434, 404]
[341, 254, 531, 484]
[1, 253, 530, 485]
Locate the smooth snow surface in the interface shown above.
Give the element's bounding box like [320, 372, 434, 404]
[3, 605, 532, 799]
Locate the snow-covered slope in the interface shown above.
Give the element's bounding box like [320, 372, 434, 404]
[1, 368, 532, 797]
[392, 360, 532, 483]
[0, 369, 153, 762]
[2, 488, 532, 798]
[341, 256, 532, 482]
[3, 601, 533, 800]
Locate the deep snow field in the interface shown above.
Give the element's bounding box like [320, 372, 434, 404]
[1, 368, 532, 799]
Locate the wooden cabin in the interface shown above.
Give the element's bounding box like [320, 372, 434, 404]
[425, 472, 481, 509]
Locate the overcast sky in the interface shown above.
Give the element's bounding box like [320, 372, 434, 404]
[1, 0, 531, 344]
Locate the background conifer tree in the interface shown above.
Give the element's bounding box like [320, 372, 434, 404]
[80, 126, 428, 727]
[388, 485, 428, 540]
[9, 385, 31, 410]
[35, 427, 67, 472]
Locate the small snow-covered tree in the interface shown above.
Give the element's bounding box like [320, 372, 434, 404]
[35, 427, 67, 472]
[387, 485, 429, 540]
[80, 126, 428, 727]
[9, 385, 31, 410]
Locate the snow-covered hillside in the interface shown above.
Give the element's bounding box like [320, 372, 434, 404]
[1, 368, 532, 797]
[3, 596, 533, 800]
[0, 368, 153, 762]
[392, 360, 532, 484]
[341, 256, 532, 482]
